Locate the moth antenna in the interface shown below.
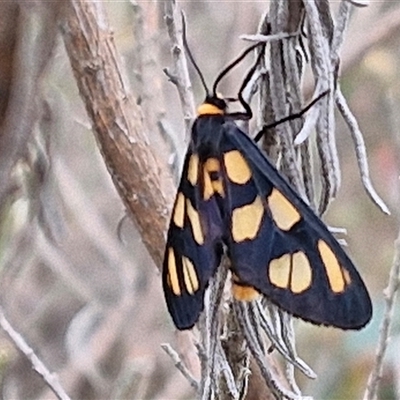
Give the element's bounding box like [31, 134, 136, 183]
[236, 44, 266, 118]
[181, 12, 210, 97]
[212, 42, 263, 97]
[253, 89, 330, 142]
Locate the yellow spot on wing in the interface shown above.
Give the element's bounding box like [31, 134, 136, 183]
[204, 158, 220, 173]
[203, 158, 224, 200]
[342, 268, 352, 285]
[173, 192, 185, 228]
[290, 251, 312, 293]
[231, 196, 264, 242]
[212, 179, 224, 197]
[186, 199, 205, 245]
[318, 240, 345, 293]
[269, 253, 291, 289]
[187, 154, 199, 185]
[197, 103, 224, 116]
[168, 248, 181, 296]
[268, 189, 301, 231]
[182, 256, 199, 294]
[203, 168, 214, 201]
[224, 150, 251, 184]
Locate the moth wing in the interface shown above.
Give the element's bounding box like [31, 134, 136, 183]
[163, 149, 224, 329]
[222, 125, 372, 329]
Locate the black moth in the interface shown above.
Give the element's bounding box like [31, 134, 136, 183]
[162, 38, 372, 331]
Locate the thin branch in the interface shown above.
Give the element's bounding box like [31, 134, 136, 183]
[255, 303, 315, 379]
[0, 307, 71, 400]
[234, 302, 307, 400]
[348, 0, 369, 6]
[267, 1, 305, 195]
[61, 0, 174, 269]
[363, 232, 400, 400]
[129, 0, 145, 97]
[240, 31, 299, 43]
[335, 88, 390, 215]
[199, 266, 228, 399]
[161, 343, 200, 391]
[304, 0, 340, 214]
[164, 1, 196, 141]
[330, 0, 352, 66]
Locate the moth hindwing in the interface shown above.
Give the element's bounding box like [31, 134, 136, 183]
[162, 97, 372, 330]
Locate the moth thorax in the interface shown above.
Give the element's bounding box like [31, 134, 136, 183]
[197, 103, 224, 116]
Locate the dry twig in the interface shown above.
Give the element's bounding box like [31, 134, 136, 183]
[0, 307, 71, 400]
[335, 89, 390, 215]
[363, 232, 400, 400]
[61, 0, 174, 269]
[164, 0, 196, 140]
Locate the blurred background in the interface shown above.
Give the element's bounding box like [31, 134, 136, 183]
[0, 1, 399, 399]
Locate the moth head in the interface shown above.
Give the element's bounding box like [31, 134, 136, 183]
[197, 95, 227, 116]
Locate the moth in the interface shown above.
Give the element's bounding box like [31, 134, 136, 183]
[162, 39, 372, 331]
